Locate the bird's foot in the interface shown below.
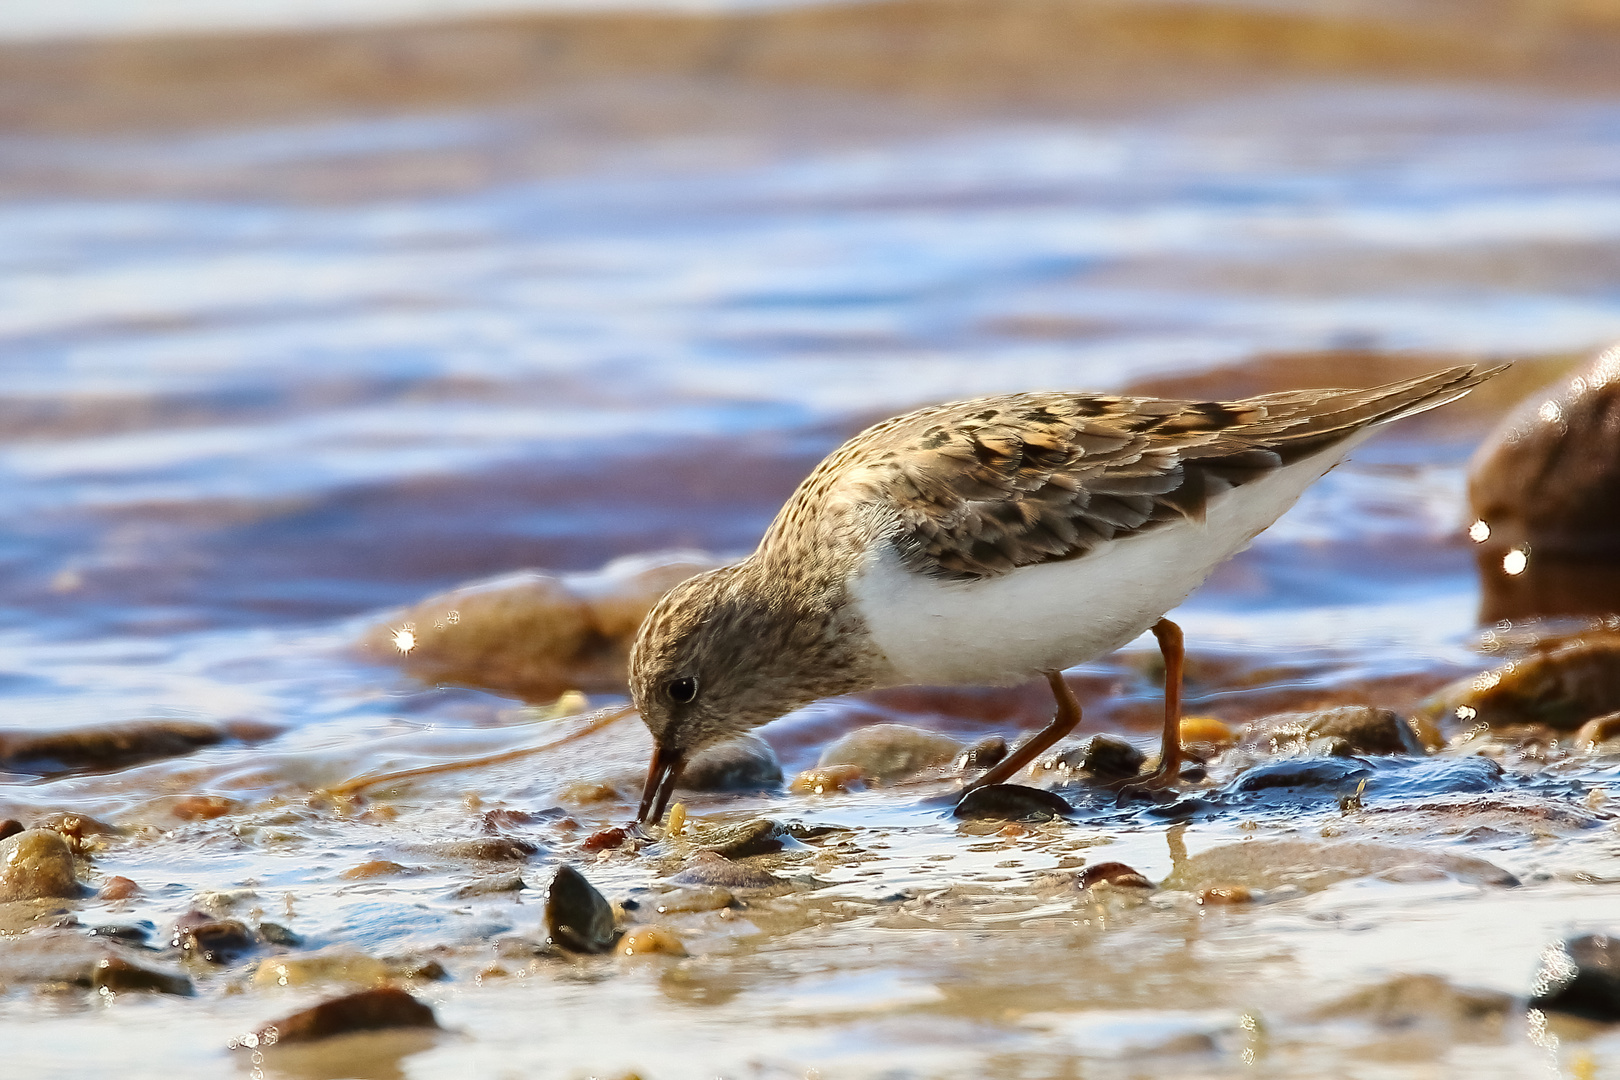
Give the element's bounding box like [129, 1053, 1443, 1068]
[1110, 765, 1183, 803]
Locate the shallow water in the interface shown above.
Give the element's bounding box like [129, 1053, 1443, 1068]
[3, 1, 1620, 1076]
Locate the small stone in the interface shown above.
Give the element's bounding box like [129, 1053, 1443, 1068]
[1245, 705, 1424, 756]
[1179, 716, 1236, 749]
[0, 820, 22, 841]
[581, 827, 630, 852]
[172, 911, 256, 964]
[954, 784, 1074, 822]
[544, 865, 618, 954]
[956, 736, 1008, 771]
[1197, 885, 1253, 905]
[1575, 711, 1620, 748]
[391, 956, 448, 981]
[415, 837, 537, 862]
[620, 926, 687, 957]
[88, 923, 151, 945]
[92, 955, 193, 996]
[452, 873, 526, 898]
[98, 876, 140, 901]
[652, 886, 735, 914]
[481, 808, 539, 832]
[0, 830, 80, 901]
[170, 795, 239, 821]
[790, 765, 864, 795]
[254, 986, 438, 1044]
[1076, 862, 1152, 890]
[1530, 934, 1620, 1021]
[817, 724, 963, 782]
[257, 922, 302, 947]
[343, 860, 407, 880]
[680, 733, 783, 792]
[669, 852, 783, 890]
[253, 949, 392, 988]
[1044, 735, 1145, 779]
[1306, 736, 1356, 758]
[694, 818, 787, 858]
[1420, 633, 1620, 732]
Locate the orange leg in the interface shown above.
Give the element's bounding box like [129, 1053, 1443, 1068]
[1117, 617, 1186, 792]
[959, 670, 1082, 796]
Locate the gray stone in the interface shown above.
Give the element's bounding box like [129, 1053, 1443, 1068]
[680, 733, 783, 792]
[817, 724, 962, 782]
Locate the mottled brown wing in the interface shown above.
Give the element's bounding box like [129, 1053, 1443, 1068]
[819, 366, 1498, 580]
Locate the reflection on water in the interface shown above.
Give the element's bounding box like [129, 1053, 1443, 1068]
[3, 1, 1620, 1076]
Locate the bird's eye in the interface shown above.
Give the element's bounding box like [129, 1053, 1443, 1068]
[667, 677, 698, 704]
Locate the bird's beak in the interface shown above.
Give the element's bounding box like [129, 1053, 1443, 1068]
[635, 742, 686, 824]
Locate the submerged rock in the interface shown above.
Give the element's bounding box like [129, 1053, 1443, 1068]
[1316, 973, 1514, 1031]
[451, 873, 526, 898]
[0, 830, 80, 902]
[956, 735, 1008, 771]
[1244, 705, 1425, 756]
[1469, 345, 1620, 622]
[92, 955, 194, 996]
[789, 765, 864, 795]
[253, 950, 393, 988]
[1076, 862, 1152, 890]
[954, 784, 1073, 821]
[1231, 757, 1370, 792]
[0, 719, 240, 775]
[171, 910, 257, 965]
[669, 852, 783, 890]
[817, 724, 963, 782]
[361, 552, 721, 701]
[619, 926, 687, 957]
[1575, 710, 1620, 748]
[1044, 734, 1146, 779]
[1160, 838, 1518, 893]
[652, 886, 735, 914]
[1530, 934, 1620, 1021]
[680, 733, 783, 792]
[254, 986, 439, 1044]
[544, 865, 618, 954]
[0, 930, 191, 995]
[1421, 633, 1620, 732]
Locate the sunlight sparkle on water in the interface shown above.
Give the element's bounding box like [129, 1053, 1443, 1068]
[1503, 547, 1529, 575]
[392, 627, 416, 653]
[1468, 519, 1490, 543]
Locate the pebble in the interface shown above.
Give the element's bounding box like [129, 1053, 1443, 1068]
[680, 732, 783, 792]
[1420, 633, 1620, 731]
[956, 735, 1008, 771]
[652, 886, 735, 914]
[451, 873, 526, 898]
[816, 724, 963, 782]
[790, 765, 864, 795]
[580, 827, 630, 852]
[954, 784, 1074, 821]
[1468, 346, 1620, 622]
[1160, 838, 1518, 893]
[1316, 973, 1514, 1030]
[0, 930, 191, 995]
[1179, 716, 1236, 749]
[1232, 757, 1371, 792]
[0, 719, 231, 775]
[694, 818, 787, 858]
[343, 860, 408, 880]
[1197, 885, 1253, 905]
[0, 820, 22, 841]
[411, 837, 538, 862]
[253, 949, 393, 988]
[258, 922, 302, 947]
[169, 795, 240, 821]
[669, 852, 783, 890]
[1530, 934, 1620, 1021]
[620, 926, 687, 957]
[254, 986, 439, 1044]
[92, 955, 194, 996]
[1245, 705, 1425, 756]
[0, 829, 80, 902]
[172, 910, 257, 964]
[98, 876, 141, 901]
[545, 864, 619, 954]
[1076, 862, 1152, 890]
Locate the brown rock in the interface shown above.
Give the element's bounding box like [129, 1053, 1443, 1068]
[1076, 862, 1152, 890]
[92, 955, 194, 996]
[1469, 346, 1620, 622]
[0, 820, 22, 841]
[98, 876, 141, 901]
[361, 552, 721, 701]
[0, 719, 230, 775]
[679, 732, 783, 792]
[342, 860, 407, 880]
[1161, 838, 1517, 893]
[172, 910, 256, 964]
[256, 986, 439, 1044]
[1420, 633, 1620, 731]
[169, 795, 240, 821]
[669, 852, 784, 890]
[1575, 710, 1620, 748]
[406, 837, 537, 862]
[0, 930, 190, 994]
[790, 764, 864, 795]
[619, 926, 687, 957]
[1197, 885, 1254, 905]
[0, 830, 80, 901]
[580, 827, 630, 852]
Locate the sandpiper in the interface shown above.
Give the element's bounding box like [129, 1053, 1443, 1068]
[630, 365, 1502, 823]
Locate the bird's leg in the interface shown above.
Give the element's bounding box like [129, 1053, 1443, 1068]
[959, 670, 1082, 796]
[1117, 617, 1186, 793]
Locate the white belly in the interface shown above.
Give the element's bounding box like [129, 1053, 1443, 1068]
[848, 437, 1366, 687]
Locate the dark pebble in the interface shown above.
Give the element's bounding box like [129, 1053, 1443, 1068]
[257, 922, 302, 947]
[87, 923, 152, 945]
[171, 911, 256, 964]
[255, 986, 438, 1044]
[92, 955, 193, 996]
[1045, 735, 1145, 779]
[680, 732, 784, 792]
[1530, 934, 1620, 1021]
[1233, 757, 1372, 792]
[0, 819, 22, 841]
[452, 873, 526, 898]
[544, 865, 618, 954]
[954, 784, 1074, 821]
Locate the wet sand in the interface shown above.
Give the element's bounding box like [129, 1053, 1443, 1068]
[4, 1, 1620, 1076]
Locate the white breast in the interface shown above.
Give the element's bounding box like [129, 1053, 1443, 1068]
[848, 435, 1369, 687]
